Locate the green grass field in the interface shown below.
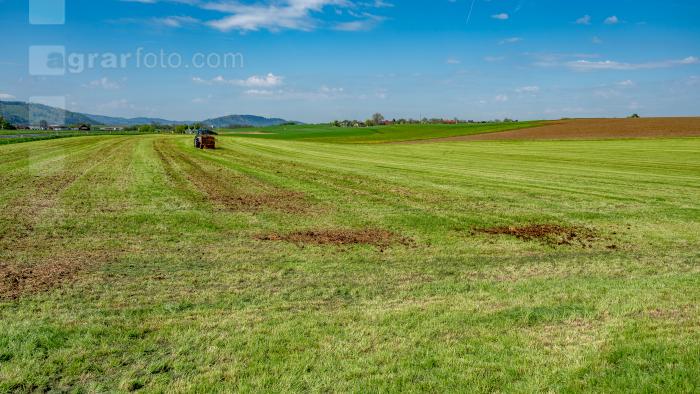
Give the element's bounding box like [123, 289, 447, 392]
[221, 121, 543, 143]
[1, 132, 699, 392]
[0, 131, 152, 146]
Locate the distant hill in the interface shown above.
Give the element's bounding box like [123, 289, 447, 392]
[0, 101, 101, 126]
[84, 114, 195, 127]
[0, 100, 294, 127]
[202, 114, 291, 128]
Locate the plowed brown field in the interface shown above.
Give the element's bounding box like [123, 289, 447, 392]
[406, 117, 700, 143]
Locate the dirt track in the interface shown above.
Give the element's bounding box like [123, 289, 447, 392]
[406, 117, 700, 143]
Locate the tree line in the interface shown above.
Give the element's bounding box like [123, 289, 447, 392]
[330, 113, 519, 128]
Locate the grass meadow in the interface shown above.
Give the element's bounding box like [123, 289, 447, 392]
[221, 121, 543, 143]
[0, 131, 699, 392]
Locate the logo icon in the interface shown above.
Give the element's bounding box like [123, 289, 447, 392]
[29, 46, 66, 76]
[29, 0, 65, 25]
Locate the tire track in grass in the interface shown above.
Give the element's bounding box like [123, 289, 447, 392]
[154, 137, 309, 214]
[0, 138, 128, 232]
[211, 139, 454, 220]
[0, 138, 130, 299]
[0, 138, 127, 243]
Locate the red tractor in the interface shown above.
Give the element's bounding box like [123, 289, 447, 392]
[194, 129, 216, 149]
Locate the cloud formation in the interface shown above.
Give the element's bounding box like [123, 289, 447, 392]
[499, 37, 522, 45]
[128, 0, 390, 32]
[193, 73, 284, 87]
[83, 77, 121, 90]
[575, 15, 591, 25]
[604, 15, 619, 25]
[567, 56, 698, 71]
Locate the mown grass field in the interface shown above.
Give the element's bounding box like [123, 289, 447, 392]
[1, 132, 699, 392]
[221, 121, 543, 143]
[0, 131, 151, 146]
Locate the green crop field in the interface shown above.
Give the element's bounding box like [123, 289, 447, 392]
[1, 132, 699, 392]
[221, 121, 543, 143]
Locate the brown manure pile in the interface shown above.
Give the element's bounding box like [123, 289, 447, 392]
[1, 259, 81, 300]
[476, 224, 599, 247]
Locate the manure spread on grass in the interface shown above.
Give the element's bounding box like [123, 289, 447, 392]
[256, 228, 413, 248]
[476, 224, 600, 247]
[0, 253, 98, 300]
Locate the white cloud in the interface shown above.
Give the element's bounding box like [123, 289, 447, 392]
[129, 0, 389, 32]
[529, 52, 601, 67]
[495, 94, 509, 102]
[83, 77, 121, 89]
[576, 15, 591, 25]
[237, 73, 284, 87]
[592, 36, 603, 44]
[499, 37, 522, 44]
[193, 73, 284, 87]
[319, 85, 344, 94]
[604, 15, 619, 25]
[0, 93, 15, 100]
[204, 0, 355, 32]
[446, 58, 461, 65]
[484, 56, 505, 62]
[357, 0, 393, 7]
[243, 85, 349, 100]
[617, 80, 635, 87]
[244, 89, 277, 96]
[334, 13, 385, 31]
[566, 56, 698, 71]
[492, 13, 509, 20]
[515, 86, 540, 93]
[154, 15, 199, 27]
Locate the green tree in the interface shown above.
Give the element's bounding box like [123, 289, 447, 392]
[0, 116, 15, 130]
[372, 113, 385, 125]
[138, 124, 156, 133]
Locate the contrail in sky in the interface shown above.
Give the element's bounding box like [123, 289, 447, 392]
[466, 0, 477, 25]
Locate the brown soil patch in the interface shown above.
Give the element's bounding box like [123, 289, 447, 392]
[256, 228, 413, 247]
[476, 224, 598, 247]
[0, 253, 98, 300]
[407, 117, 700, 143]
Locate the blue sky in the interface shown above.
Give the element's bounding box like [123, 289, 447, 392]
[1, 0, 699, 122]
